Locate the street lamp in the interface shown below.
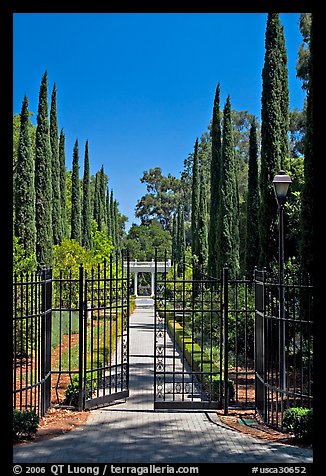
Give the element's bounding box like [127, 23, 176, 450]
[272, 170, 292, 395]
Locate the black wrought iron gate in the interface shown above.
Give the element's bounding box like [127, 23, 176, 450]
[81, 255, 130, 409]
[154, 259, 256, 411]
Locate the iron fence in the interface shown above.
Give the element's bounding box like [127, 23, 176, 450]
[255, 269, 313, 429]
[13, 254, 131, 416]
[13, 268, 52, 417]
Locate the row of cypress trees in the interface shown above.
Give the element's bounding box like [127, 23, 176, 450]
[186, 13, 312, 278]
[14, 71, 121, 269]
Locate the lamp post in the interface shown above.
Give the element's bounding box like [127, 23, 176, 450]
[272, 170, 292, 395]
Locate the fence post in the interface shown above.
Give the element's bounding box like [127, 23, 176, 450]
[41, 267, 52, 416]
[78, 265, 84, 411]
[223, 266, 229, 415]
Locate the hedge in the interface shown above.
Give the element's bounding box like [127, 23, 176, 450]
[166, 316, 234, 401]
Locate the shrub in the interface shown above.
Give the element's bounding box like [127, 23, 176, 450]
[166, 316, 235, 402]
[64, 374, 97, 407]
[282, 407, 313, 442]
[13, 409, 39, 440]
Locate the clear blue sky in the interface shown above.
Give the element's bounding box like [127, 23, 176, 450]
[13, 13, 305, 230]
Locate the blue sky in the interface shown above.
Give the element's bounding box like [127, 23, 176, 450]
[13, 13, 305, 230]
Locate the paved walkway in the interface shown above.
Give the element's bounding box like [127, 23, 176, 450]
[13, 298, 313, 464]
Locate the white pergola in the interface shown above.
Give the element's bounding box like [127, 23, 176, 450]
[124, 259, 171, 296]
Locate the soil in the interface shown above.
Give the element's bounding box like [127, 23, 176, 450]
[216, 408, 311, 448]
[14, 341, 310, 449]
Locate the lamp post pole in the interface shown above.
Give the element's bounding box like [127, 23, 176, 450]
[278, 201, 286, 392]
[272, 170, 292, 400]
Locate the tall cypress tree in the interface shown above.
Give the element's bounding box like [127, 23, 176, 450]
[259, 13, 290, 268]
[106, 186, 112, 239]
[175, 206, 185, 275]
[110, 189, 116, 247]
[59, 129, 67, 239]
[198, 167, 208, 268]
[218, 96, 239, 275]
[171, 213, 177, 265]
[71, 140, 81, 243]
[99, 165, 107, 231]
[93, 172, 100, 229]
[191, 138, 200, 258]
[14, 95, 36, 256]
[300, 15, 313, 276]
[113, 199, 120, 253]
[35, 71, 53, 267]
[82, 140, 93, 248]
[50, 83, 63, 244]
[208, 83, 222, 277]
[245, 119, 259, 276]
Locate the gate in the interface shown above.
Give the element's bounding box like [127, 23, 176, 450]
[13, 253, 130, 416]
[154, 257, 255, 411]
[82, 255, 130, 409]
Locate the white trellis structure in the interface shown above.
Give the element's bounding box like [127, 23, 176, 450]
[124, 259, 171, 296]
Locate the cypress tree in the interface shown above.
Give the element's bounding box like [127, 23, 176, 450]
[99, 165, 107, 231]
[171, 213, 177, 265]
[245, 119, 260, 276]
[50, 84, 63, 244]
[259, 13, 290, 268]
[113, 199, 120, 253]
[218, 96, 239, 275]
[82, 140, 93, 248]
[191, 138, 200, 258]
[176, 206, 185, 275]
[300, 15, 313, 276]
[71, 139, 81, 243]
[14, 95, 36, 256]
[93, 172, 100, 229]
[106, 186, 112, 239]
[35, 71, 53, 267]
[110, 189, 116, 247]
[208, 84, 222, 277]
[59, 129, 67, 238]
[198, 167, 208, 268]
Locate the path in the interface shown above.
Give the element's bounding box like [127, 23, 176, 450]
[13, 298, 313, 464]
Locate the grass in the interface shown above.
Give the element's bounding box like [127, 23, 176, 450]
[51, 311, 79, 350]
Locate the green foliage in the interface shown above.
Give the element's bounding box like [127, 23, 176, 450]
[282, 407, 313, 441]
[208, 84, 222, 278]
[14, 95, 36, 256]
[64, 374, 96, 407]
[218, 96, 240, 275]
[300, 15, 313, 276]
[82, 140, 93, 249]
[191, 138, 200, 258]
[71, 140, 81, 243]
[35, 71, 53, 267]
[59, 130, 68, 239]
[259, 13, 289, 269]
[50, 84, 63, 245]
[283, 156, 304, 260]
[166, 317, 234, 402]
[13, 236, 37, 273]
[124, 222, 171, 260]
[296, 13, 312, 90]
[92, 221, 114, 264]
[135, 167, 182, 229]
[197, 167, 208, 267]
[13, 409, 39, 440]
[245, 120, 259, 277]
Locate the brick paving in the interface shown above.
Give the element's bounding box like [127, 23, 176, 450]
[13, 298, 313, 464]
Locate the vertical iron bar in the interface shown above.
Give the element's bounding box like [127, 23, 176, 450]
[97, 262, 101, 398]
[223, 266, 229, 415]
[126, 250, 130, 392]
[154, 248, 157, 404]
[78, 265, 84, 411]
[109, 256, 113, 395]
[103, 259, 107, 397]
